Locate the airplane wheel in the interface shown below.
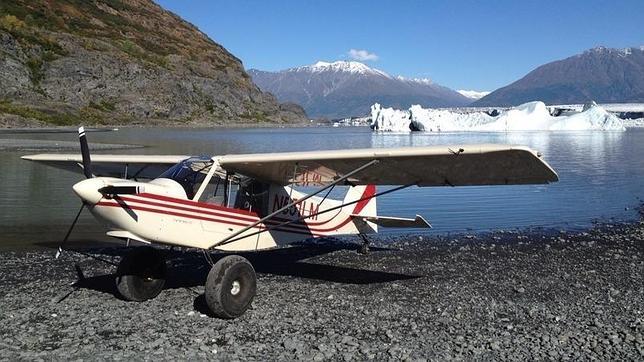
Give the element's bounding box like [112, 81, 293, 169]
[116, 247, 166, 302]
[205, 255, 256, 319]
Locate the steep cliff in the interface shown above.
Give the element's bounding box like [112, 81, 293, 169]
[0, 0, 306, 126]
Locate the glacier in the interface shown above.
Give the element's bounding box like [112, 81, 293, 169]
[370, 101, 626, 132]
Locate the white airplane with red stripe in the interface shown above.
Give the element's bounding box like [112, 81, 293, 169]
[22, 127, 558, 319]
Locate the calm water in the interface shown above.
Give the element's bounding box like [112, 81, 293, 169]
[1, 127, 643, 248]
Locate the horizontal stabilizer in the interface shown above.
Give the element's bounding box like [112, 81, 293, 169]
[351, 214, 432, 228]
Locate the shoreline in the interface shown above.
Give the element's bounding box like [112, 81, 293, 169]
[0, 120, 328, 131]
[0, 138, 144, 151]
[0, 220, 642, 359]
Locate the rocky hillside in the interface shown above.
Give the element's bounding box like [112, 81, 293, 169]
[249, 61, 471, 119]
[0, 0, 306, 127]
[475, 46, 644, 107]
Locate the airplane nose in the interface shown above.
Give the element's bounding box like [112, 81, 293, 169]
[72, 178, 105, 205]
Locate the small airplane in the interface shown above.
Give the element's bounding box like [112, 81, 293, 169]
[22, 127, 558, 319]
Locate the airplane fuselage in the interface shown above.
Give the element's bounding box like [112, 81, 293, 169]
[74, 177, 377, 251]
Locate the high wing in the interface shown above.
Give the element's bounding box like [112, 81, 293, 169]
[23, 144, 559, 186]
[217, 144, 558, 187]
[21, 154, 188, 179]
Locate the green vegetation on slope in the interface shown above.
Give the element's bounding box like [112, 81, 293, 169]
[0, 100, 87, 126]
[0, 0, 306, 126]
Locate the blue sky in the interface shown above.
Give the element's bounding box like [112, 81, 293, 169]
[156, 0, 643, 91]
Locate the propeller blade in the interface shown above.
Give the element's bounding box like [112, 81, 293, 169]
[78, 126, 92, 178]
[56, 203, 85, 259]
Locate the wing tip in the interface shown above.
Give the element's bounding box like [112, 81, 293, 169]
[415, 215, 432, 228]
[549, 171, 560, 182]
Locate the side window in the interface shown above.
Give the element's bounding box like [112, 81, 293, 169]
[198, 175, 239, 206]
[199, 176, 226, 205]
[235, 181, 269, 214]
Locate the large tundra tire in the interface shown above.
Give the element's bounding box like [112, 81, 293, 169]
[116, 247, 166, 302]
[205, 255, 256, 319]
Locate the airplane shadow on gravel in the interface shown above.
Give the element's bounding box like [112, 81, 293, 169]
[54, 241, 420, 304]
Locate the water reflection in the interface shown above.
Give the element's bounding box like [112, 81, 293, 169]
[371, 130, 640, 234]
[1, 127, 643, 248]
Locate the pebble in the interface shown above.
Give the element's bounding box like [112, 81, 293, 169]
[0, 221, 642, 360]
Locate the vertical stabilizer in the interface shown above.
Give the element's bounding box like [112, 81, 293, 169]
[344, 185, 378, 233]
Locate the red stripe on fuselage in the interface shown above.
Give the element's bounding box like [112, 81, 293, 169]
[95, 200, 354, 235]
[127, 195, 342, 231]
[137, 193, 344, 227]
[95, 185, 376, 237]
[95, 201, 325, 236]
[138, 193, 258, 216]
[119, 196, 258, 223]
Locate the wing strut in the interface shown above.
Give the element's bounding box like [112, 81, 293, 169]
[208, 159, 380, 249]
[210, 182, 415, 248]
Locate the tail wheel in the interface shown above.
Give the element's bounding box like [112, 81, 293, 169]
[205, 255, 256, 319]
[116, 247, 166, 302]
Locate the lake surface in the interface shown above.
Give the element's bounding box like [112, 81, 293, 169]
[1, 126, 643, 249]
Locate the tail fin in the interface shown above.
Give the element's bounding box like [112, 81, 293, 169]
[344, 184, 377, 217]
[343, 185, 378, 234]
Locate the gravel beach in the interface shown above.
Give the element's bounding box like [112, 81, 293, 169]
[0, 220, 642, 360]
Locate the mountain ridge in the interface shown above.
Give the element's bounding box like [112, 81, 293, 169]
[475, 46, 644, 106]
[249, 61, 471, 119]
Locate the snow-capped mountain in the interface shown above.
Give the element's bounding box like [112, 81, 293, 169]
[457, 90, 490, 100]
[295, 61, 391, 78]
[475, 46, 644, 106]
[249, 61, 471, 118]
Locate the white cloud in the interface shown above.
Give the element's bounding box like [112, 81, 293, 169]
[347, 49, 379, 62]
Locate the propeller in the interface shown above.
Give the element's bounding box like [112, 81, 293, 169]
[53, 126, 120, 302]
[56, 126, 92, 258]
[79, 126, 93, 178]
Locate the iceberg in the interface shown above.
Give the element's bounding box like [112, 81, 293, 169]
[369, 104, 413, 132]
[370, 101, 625, 132]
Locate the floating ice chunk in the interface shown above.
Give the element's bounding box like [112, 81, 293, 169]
[370, 101, 625, 132]
[370, 103, 413, 132]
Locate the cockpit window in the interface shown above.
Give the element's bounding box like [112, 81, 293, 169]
[159, 157, 213, 199]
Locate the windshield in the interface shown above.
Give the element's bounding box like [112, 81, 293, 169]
[159, 157, 213, 199]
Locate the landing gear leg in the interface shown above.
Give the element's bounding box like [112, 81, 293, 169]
[358, 234, 370, 254]
[205, 255, 256, 319]
[116, 247, 166, 302]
